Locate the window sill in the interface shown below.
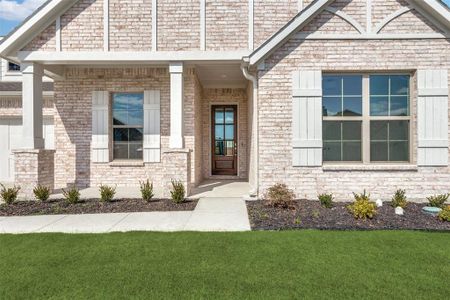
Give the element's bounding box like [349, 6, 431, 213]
[109, 160, 144, 167]
[322, 164, 418, 172]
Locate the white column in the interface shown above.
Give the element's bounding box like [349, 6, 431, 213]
[169, 62, 184, 149]
[21, 62, 45, 149]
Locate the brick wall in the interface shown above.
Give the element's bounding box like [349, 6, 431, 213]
[61, 0, 104, 51]
[0, 97, 54, 117]
[158, 0, 200, 51]
[205, 0, 248, 50]
[202, 88, 248, 179]
[109, 0, 152, 51]
[258, 36, 450, 201]
[22, 22, 56, 51]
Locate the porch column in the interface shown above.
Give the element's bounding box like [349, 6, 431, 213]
[169, 61, 184, 148]
[21, 62, 45, 149]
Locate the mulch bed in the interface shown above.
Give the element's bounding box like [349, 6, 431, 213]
[247, 200, 450, 231]
[0, 198, 198, 216]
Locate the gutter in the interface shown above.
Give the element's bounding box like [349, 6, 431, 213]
[241, 61, 259, 198]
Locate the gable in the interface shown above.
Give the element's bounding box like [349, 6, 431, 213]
[248, 0, 450, 65]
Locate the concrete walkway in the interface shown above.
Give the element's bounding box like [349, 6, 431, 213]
[0, 198, 251, 234]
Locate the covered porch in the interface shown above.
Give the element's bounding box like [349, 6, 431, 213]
[14, 58, 257, 199]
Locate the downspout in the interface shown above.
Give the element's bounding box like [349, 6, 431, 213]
[241, 61, 259, 197]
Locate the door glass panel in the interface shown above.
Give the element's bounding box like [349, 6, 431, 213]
[225, 125, 234, 140]
[225, 141, 234, 156]
[215, 125, 224, 140]
[215, 109, 224, 124]
[215, 141, 224, 155]
[225, 109, 234, 124]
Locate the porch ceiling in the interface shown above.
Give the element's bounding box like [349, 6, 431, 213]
[196, 64, 247, 89]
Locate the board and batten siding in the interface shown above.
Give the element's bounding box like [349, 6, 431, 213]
[91, 91, 109, 163]
[143, 90, 161, 163]
[417, 69, 449, 166]
[292, 70, 323, 167]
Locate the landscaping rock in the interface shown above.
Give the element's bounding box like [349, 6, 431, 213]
[395, 207, 404, 216]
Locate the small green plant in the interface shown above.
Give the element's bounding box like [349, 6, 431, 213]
[263, 183, 295, 209]
[391, 189, 408, 208]
[318, 193, 333, 208]
[0, 184, 20, 205]
[140, 180, 154, 202]
[427, 194, 449, 208]
[62, 187, 80, 204]
[294, 217, 301, 225]
[99, 185, 116, 202]
[438, 205, 450, 222]
[33, 185, 51, 202]
[170, 180, 185, 204]
[312, 210, 320, 219]
[347, 190, 377, 219]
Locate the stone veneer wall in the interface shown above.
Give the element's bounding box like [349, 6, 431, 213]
[14, 149, 55, 199]
[53, 67, 200, 195]
[201, 88, 248, 179]
[258, 35, 450, 201]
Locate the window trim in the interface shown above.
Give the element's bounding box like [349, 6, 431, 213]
[323, 73, 413, 165]
[110, 92, 144, 161]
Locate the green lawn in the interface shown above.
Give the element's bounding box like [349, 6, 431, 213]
[1, 231, 449, 299]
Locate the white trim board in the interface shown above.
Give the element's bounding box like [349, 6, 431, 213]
[17, 51, 251, 64]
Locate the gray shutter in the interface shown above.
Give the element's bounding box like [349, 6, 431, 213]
[143, 90, 161, 163]
[417, 69, 449, 166]
[91, 91, 109, 163]
[292, 70, 323, 166]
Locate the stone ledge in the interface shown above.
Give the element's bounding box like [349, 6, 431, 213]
[163, 148, 191, 154]
[322, 164, 419, 172]
[108, 160, 145, 167]
[12, 149, 56, 154]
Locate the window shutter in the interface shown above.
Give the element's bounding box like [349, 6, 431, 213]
[91, 91, 109, 163]
[417, 70, 449, 166]
[143, 90, 161, 163]
[292, 70, 323, 166]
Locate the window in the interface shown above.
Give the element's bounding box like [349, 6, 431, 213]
[8, 62, 20, 72]
[322, 74, 410, 163]
[112, 93, 144, 160]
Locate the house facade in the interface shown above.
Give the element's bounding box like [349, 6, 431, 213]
[0, 0, 449, 200]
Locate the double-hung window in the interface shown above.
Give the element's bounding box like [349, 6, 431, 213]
[322, 74, 411, 163]
[112, 93, 144, 160]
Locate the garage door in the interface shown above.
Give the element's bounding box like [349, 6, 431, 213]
[0, 117, 54, 182]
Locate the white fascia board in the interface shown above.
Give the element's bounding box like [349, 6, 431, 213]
[409, 0, 450, 34]
[0, 0, 78, 57]
[17, 51, 251, 64]
[0, 91, 54, 96]
[248, 0, 334, 65]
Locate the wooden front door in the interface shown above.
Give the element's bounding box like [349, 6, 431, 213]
[212, 105, 237, 176]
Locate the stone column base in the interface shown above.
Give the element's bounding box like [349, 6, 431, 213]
[162, 149, 191, 197]
[13, 149, 55, 200]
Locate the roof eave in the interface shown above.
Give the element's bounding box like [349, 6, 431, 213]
[0, 0, 78, 58]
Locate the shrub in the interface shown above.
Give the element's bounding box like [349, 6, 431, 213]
[391, 189, 407, 208]
[347, 190, 377, 219]
[427, 194, 449, 208]
[62, 187, 80, 204]
[0, 184, 20, 205]
[263, 183, 295, 209]
[99, 185, 116, 202]
[438, 205, 450, 222]
[170, 180, 185, 204]
[318, 193, 333, 208]
[140, 180, 154, 202]
[33, 185, 51, 202]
